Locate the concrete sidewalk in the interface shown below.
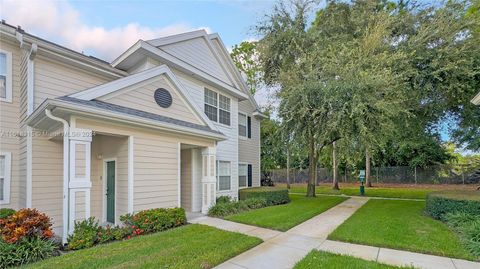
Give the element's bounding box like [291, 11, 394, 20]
[318, 240, 480, 269]
[189, 198, 480, 269]
[214, 197, 369, 269]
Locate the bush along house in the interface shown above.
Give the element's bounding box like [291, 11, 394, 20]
[0, 21, 265, 243]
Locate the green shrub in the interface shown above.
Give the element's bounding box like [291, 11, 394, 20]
[0, 208, 15, 219]
[239, 187, 290, 206]
[208, 197, 268, 217]
[426, 191, 480, 219]
[216, 196, 232, 204]
[67, 217, 99, 250]
[120, 207, 186, 235]
[0, 237, 58, 268]
[444, 212, 480, 258]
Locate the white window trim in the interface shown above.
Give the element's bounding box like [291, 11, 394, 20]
[216, 160, 232, 192]
[0, 152, 12, 204]
[238, 162, 249, 189]
[238, 112, 249, 140]
[0, 49, 13, 103]
[204, 88, 231, 127]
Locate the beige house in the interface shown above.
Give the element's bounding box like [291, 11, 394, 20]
[0, 22, 264, 243]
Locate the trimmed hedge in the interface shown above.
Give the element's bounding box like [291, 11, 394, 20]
[239, 187, 290, 206]
[426, 191, 480, 220]
[208, 198, 267, 217]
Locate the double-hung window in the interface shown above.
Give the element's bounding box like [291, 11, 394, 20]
[238, 163, 248, 188]
[0, 152, 11, 204]
[238, 113, 247, 137]
[0, 50, 12, 103]
[204, 88, 230, 126]
[217, 161, 231, 191]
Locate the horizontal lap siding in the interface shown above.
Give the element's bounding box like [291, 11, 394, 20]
[180, 149, 192, 211]
[0, 40, 22, 209]
[238, 100, 261, 187]
[98, 75, 202, 125]
[161, 38, 232, 85]
[34, 57, 111, 108]
[174, 70, 239, 199]
[31, 137, 63, 234]
[75, 118, 215, 214]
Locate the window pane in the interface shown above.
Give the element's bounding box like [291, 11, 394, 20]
[239, 164, 247, 176]
[238, 113, 247, 136]
[0, 75, 6, 99]
[217, 161, 231, 191]
[219, 176, 231, 191]
[219, 110, 230, 125]
[0, 178, 3, 201]
[204, 104, 217, 121]
[0, 155, 4, 177]
[239, 176, 247, 187]
[219, 95, 230, 111]
[0, 53, 6, 75]
[204, 88, 217, 106]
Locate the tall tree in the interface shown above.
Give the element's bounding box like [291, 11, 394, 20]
[230, 41, 262, 95]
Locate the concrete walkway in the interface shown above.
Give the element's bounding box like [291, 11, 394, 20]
[188, 197, 480, 269]
[318, 240, 480, 269]
[212, 197, 369, 269]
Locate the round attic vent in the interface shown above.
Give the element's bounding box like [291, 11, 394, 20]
[154, 88, 172, 108]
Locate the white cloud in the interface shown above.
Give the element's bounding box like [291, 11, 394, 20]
[2, 0, 211, 61]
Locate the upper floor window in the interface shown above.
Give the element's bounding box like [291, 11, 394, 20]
[238, 113, 251, 138]
[238, 113, 247, 137]
[204, 88, 230, 126]
[0, 152, 11, 204]
[0, 50, 12, 103]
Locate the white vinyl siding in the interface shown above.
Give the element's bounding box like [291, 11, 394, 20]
[0, 50, 12, 102]
[217, 161, 231, 191]
[204, 88, 230, 126]
[0, 152, 11, 204]
[238, 163, 247, 188]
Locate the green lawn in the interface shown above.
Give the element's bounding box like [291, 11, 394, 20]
[328, 199, 474, 260]
[225, 194, 348, 231]
[294, 250, 414, 269]
[282, 184, 437, 199]
[24, 224, 262, 269]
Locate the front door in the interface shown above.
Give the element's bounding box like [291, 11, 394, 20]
[106, 161, 115, 223]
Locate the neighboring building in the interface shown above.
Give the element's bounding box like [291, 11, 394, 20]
[0, 22, 264, 243]
[472, 91, 480, 105]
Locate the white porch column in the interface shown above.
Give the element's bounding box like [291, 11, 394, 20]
[201, 147, 216, 214]
[68, 128, 93, 233]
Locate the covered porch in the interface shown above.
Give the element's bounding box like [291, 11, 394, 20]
[27, 99, 223, 243]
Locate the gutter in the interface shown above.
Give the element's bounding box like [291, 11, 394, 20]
[44, 109, 70, 245]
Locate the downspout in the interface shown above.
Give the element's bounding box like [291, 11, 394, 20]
[45, 109, 70, 245]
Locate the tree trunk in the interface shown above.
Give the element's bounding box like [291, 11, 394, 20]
[306, 137, 316, 197]
[366, 148, 372, 187]
[286, 147, 291, 189]
[332, 141, 339, 190]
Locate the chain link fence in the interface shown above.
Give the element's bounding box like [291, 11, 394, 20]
[264, 164, 480, 185]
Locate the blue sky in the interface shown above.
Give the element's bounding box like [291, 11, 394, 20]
[70, 0, 275, 47]
[2, 0, 276, 61]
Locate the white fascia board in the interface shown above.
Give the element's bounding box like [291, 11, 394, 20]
[27, 99, 227, 141]
[140, 41, 249, 100]
[111, 40, 143, 68]
[146, 30, 208, 47]
[472, 91, 480, 105]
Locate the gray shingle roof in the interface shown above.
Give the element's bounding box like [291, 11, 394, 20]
[57, 96, 223, 135]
